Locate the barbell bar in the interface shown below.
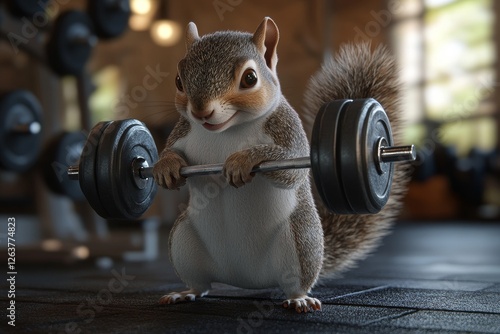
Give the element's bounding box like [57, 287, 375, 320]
[68, 146, 414, 181]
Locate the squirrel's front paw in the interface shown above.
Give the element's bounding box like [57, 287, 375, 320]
[152, 151, 187, 190]
[223, 150, 258, 188]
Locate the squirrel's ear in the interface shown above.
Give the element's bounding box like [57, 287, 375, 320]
[252, 17, 279, 72]
[186, 22, 200, 51]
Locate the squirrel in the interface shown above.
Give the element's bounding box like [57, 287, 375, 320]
[152, 17, 409, 313]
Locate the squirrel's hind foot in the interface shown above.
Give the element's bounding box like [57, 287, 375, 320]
[282, 296, 322, 313]
[159, 289, 208, 305]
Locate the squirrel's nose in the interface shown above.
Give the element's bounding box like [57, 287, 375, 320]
[192, 109, 214, 121]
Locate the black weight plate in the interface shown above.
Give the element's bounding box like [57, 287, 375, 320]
[311, 99, 354, 214]
[340, 99, 393, 214]
[79, 121, 112, 218]
[42, 132, 86, 201]
[6, 0, 49, 18]
[88, 0, 130, 39]
[47, 10, 96, 76]
[0, 90, 43, 172]
[96, 119, 158, 219]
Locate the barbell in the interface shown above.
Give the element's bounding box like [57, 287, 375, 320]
[66, 98, 416, 219]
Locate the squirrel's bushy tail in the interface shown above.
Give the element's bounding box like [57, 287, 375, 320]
[301, 43, 410, 277]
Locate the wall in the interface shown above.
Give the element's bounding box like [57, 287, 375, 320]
[90, 0, 390, 127]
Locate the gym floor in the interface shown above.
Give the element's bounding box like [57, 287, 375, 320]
[3, 222, 500, 333]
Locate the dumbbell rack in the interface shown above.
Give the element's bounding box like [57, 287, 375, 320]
[0, 1, 160, 265]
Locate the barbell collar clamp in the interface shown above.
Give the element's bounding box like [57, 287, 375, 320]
[133, 157, 149, 189]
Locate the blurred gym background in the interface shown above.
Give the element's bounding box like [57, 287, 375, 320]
[0, 0, 498, 264]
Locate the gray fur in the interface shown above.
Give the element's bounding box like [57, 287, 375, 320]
[289, 183, 324, 291]
[259, 96, 311, 188]
[165, 116, 191, 150]
[179, 31, 275, 110]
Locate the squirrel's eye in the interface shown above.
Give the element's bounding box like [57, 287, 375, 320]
[240, 69, 258, 89]
[175, 74, 184, 92]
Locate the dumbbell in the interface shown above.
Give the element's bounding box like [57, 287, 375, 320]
[47, 10, 98, 76]
[67, 98, 416, 220]
[88, 0, 131, 39]
[0, 7, 97, 76]
[0, 90, 43, 172]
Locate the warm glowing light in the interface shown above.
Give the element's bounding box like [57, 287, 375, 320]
[157, 22, 173, 39]
[131, 0, 152, 15]
[129, 13, 151, 31]
[71, 246, 90, 260]
[41, 239, 63, 252]
[151, 20, 181, 46]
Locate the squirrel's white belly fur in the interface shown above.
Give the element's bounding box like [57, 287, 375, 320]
[170, 117, 302, 289]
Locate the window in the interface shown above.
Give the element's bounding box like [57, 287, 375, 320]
[62, 66, 120, 131]
[392, 0, 496, 156]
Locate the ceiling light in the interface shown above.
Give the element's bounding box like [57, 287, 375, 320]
[131, 0, 152, 15]
[150, 19, 181, 46]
